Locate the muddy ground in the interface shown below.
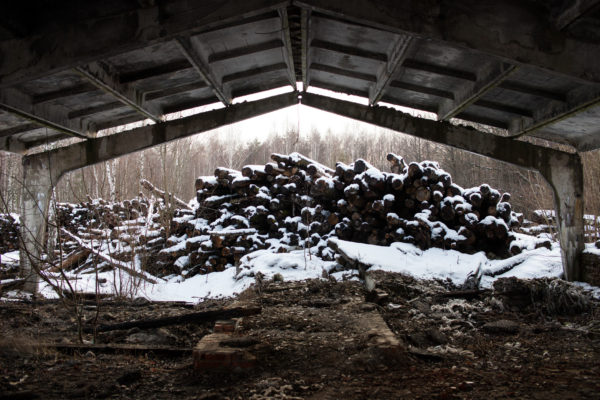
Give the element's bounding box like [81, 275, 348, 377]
[0, 273, 599, 400]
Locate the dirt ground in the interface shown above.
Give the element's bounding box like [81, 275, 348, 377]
[0, 273, 599, 400]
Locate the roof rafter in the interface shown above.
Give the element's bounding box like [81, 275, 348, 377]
[300, 91, 576, 172]
[278, 8, 298, 90]
[311, 63, 376, 82]
[301, 8, 312, 89]
[0, 0, 291, 88]
[508, 85, 600, 138]
[222, 63, 288, 83]
[0, 87, 93, 139]
[175, 36, 232, 106]
[389, 80, 454, 99]
[553, 0, 600, 30]
[0, 123, 39, 138]
[311, 39, 387, 62]
[119, 60, 192, 84]
[75, 62, 163, 122]
[208, 39, 284, 63]
[31, 91, 299, 174]
[437, 62, 517, 121]
[498, 81, 567, 102]
[402, 59, 477, 81]
[294, 0, 600, 84]
[369, 35, 413, 105]
[32, 83, 97, 104]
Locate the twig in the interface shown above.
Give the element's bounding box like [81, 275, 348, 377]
[140, 179, 191, 210]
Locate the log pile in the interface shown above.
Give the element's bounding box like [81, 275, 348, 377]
[0, 214, 19, 253]
[164, 152, 523, 277]
[54, 195, 168, 275]
[1, 152, 526, 280]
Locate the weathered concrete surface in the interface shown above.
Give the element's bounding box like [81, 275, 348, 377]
[301, 92, 586, 281]
[20, 154, 64, 294]
[297, 0, 600, 83]
[537, 152, 585, 281]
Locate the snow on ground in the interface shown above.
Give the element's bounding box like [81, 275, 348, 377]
[2, 234, 598, 302]
[0, 250, 19, 265]
[330, 238, 488, 285]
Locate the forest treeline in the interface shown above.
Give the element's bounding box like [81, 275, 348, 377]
[1, 124, 599, 220]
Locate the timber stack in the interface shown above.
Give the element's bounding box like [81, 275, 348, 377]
[165, 152, 523, 276]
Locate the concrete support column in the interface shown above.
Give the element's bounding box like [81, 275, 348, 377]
[538, 152, 585, 281]
[20, 154, 64, 294]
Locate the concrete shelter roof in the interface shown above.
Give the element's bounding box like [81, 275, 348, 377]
[0, 0, 599, 153]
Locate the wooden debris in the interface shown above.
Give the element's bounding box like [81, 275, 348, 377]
[84, 305, 261, 333]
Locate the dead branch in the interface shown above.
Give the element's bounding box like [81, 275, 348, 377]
[140, 179, 191, 210]
[84, 305, 261, 332]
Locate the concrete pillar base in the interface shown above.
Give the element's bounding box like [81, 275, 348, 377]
[538, 152, 585, 282]
[19, 154, 64, 294]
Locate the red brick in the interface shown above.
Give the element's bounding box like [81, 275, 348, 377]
[213, 319, 236, 333]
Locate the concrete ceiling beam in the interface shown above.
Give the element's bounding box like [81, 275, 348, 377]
[278, 8, 298, 90]
[498, 81, 567, 102]
[0, 87, 93, 139]
[119, 60, 192, 84]
[294, 0, 600, 84]
[369, 36, 413, 105]
[402, 59, 477, 81]
[175, 36, 232, 106]
[0, 135, 26, 153]
[208, 39, 284, 63]
[0, 0, 291, 88]
[75, 62, 162, 123]
[68, 102, 124, 120]
[508, 85, 600, 140]
[389, 80, 454, 99]
[0, 123, 39, 138]
[145, 82, 208, 102]
[299, 91, 565, 170]
[553, 0, 600, 30]
[32, 83, 97, 104]
[28, 91, 298, 175]
[438, 62, 517, 121]
[311, 63, 376, 82]
[301, 8, 312, 89]
[310, 39, 387, 62]
[471, 100, 533, 118]
[222, 63, 288, 84]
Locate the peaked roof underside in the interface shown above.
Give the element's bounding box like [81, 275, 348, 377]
[0, 0, 599, 154]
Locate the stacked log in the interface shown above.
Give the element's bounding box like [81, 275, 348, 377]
[0, 214, 19, 253]
[54, 195, 167, 275]
[167, 152, 524, 277]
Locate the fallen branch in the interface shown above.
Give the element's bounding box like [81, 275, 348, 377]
[208, 228, 257, 236]
[48, 342, 190, 356]
[50, 249, 90, 272]
[60, 228, 158, 284]
[84, 305, 261, 333]
[140, 179, 191, 210]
